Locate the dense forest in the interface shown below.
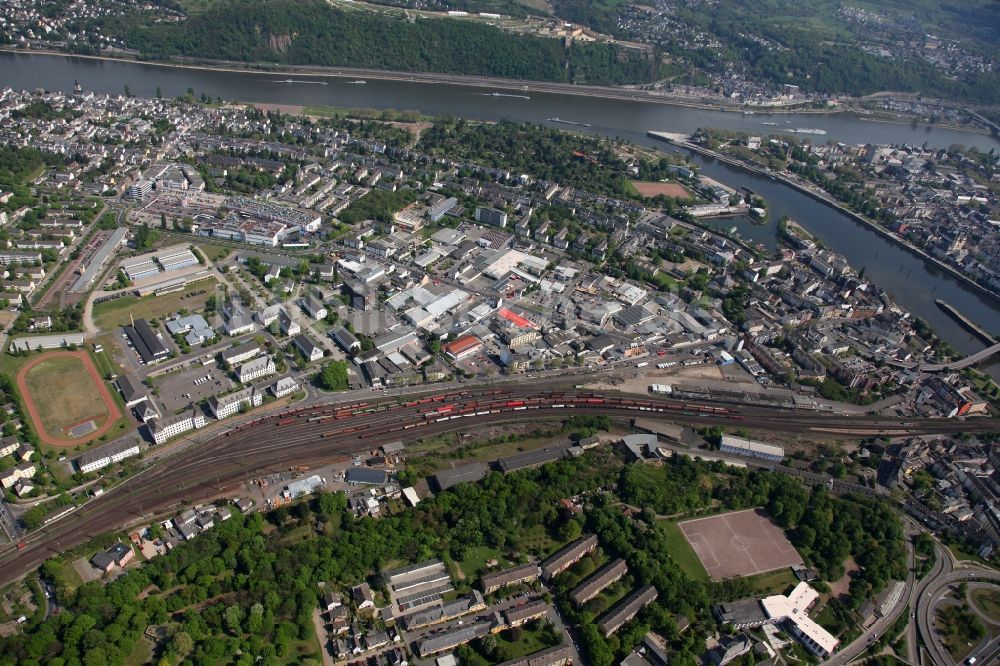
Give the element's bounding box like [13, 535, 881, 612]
[0, 448, 907, 666]
[0, 146, 63, 210]
[108, 0, 660, 85]
[338, 188, 419, 226]
[418, 118, 684, 199]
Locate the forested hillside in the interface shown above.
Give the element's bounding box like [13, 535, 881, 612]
[554, 0, 1000, 103]
[112, 0, 660, 85]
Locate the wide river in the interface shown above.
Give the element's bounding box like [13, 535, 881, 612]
[3, 52, 1000, 374]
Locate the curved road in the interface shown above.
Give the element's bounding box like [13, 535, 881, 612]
[916, 547, 1000, 665]
[888, 340, 1000, 373]
[2, 386, 998, 587]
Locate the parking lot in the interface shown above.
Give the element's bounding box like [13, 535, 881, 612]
[452, 342, 504, 377]
[152, 362, 234, 414]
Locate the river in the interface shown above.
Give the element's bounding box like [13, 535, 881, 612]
[2, 52, 999, 374]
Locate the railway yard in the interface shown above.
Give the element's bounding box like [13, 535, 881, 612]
[2, 383, 996, 589]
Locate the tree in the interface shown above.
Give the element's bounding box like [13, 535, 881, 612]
[480, 633, 498, 660]
[558, 517, 583, 542]
[246, 603, 265, 634]
[579, 624, 615, 666]
[134, 223, 158, 251]
[223, 604, 243, 636]
[317, 491, 346, 515]
[171, 631, 193, 658]
[315, 360, 349, 391]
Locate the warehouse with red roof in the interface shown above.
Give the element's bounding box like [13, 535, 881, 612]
[443, 335, 482, 360]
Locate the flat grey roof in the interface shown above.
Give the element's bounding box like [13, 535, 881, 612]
[432, 462, 488, 491]
[71, 227, 128, 292]
[497, 445, 570, 474]
[345, 468, 387, 485]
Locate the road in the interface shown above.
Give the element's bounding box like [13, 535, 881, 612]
[0, 498, 20, 543]
[915, 543, 1000, 666]
[2, 385, 997, 588]
[907, 542, 949, 665]
[886, 340, 1000, 373]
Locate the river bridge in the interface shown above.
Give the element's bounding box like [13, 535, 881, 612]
[887, 341, 1000, 372]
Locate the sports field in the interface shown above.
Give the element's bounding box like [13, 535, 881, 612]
[678, 508, 802, 581]
[16, 351, 122, 446]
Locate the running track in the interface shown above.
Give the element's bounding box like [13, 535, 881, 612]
[15, 350, 122, 447]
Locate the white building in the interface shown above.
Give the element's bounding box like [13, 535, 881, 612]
[293, 334, 324, 362]
[0, 461, 36, 489]
[300, 296, 328, 320]
[210, 387, 263, 419]
[760, 583, 838, 658]
[720, 435, 784, 462]
[222, 341, 262, 366]
[9, 332, 86, 352]
[237, 355, 276, 383]
[223, 300, 256, 336]
[280, 311, 301, 336]
[270, 376, 300, 398]
[148, 410, 207, 445]
[156, 248, 199, 272]
[77, 440, 142, 474]
[256, 304, 284, 327]
[0, 436, 20, 458]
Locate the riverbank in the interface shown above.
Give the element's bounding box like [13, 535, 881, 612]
[648, 131, 1000, 306]
[0, 47, 840, 115]
[856, 115, 995, 138]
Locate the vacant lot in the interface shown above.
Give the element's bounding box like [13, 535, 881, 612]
[92, 277, 219, 330]
[630, 181, 692, 199]
[18, 351, 121, 446]
[678, 508, 802, 581]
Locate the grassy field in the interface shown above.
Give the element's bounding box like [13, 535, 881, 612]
[23, 355, 110, 435]
[815, 603, 850, 637]
[301, 105, 432, 122]
[92, 277, 218, 330]
[514, 524, 561, 559]
[0, 351, 30, 381]
[193, 242, 231, 262]
[971, 587, 1000, 622]
[936, 603, 985, 662]
[458, 545, 505, 581]
[658, 519, 710, 582]
[947, 542, 1000, 571]
[582, 578, 632, 616]
[123, 637, 154, 666]
[51, 558, 85, 596]
[460, 623, 556, 666]
[743, 567, 798, 596]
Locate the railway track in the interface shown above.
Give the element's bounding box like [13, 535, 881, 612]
[1, 387, 995, 586]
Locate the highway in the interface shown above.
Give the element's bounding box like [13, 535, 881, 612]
[2, 386, 998, 588]
[916, 544, 1000, 666]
